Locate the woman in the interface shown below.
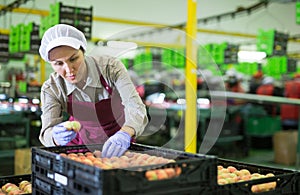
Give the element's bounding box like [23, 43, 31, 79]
[38, 24, 148, 158]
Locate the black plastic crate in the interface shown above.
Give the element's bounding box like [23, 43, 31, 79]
[215, 158, 300, 195]
[32, 143, 217, 195]
[0, 174, 32, 194]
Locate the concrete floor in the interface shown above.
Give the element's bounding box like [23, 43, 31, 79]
[230, 148, 299, 171]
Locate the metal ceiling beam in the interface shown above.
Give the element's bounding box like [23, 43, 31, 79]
[0, 2, 299, 43]
[0, 0, 31, 16]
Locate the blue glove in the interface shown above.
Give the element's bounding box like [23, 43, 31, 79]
[102, 131, 131, 158]
[53, 122, 77, 146]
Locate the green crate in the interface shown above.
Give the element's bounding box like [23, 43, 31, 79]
[256, 29, 275, 55]
[297, 2, 300, 24]
[245, 116, 281, 136]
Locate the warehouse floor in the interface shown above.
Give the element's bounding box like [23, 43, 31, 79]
[230, 148, 298, 171]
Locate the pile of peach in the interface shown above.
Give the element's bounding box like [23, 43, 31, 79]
[59, 150, 181, 181]
[218, 165, 277, 193]
[0, 180, 32, 195]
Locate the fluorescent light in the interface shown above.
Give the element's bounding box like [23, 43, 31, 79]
[238, 51, 267, 62]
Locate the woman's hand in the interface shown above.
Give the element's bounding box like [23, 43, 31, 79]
[101, 131, 131, 158]
[52, 121, 77, 145]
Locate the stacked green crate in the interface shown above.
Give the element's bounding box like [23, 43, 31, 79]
[19, 23, 32, 52]
[133, 51, 152, 74]
[161, 48, 173, 70]
[263, 56, 287, 79]
[39, 16, 49, 38]
[173, 48, 185, 69]
[256, 29, 275, 56]
[144, 51, 153, 71]
[296, 2, 300, 24]
[198, 44, 214, 67]
[49, 2, 60, 25]
[235, 62, 258, 76]
[9, 24, 22, 53]
[212, 42, 227, 64]
[39, 2, 60, 38]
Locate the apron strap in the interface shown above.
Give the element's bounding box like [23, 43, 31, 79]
[93, 58, 113, 96]
[100, 75, 112, 95]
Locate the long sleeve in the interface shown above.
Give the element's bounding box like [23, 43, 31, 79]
[39, 74, 68, 146]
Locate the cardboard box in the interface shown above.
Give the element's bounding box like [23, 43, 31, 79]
[273, 130, 298, 166]
[14, 148, 31, 175]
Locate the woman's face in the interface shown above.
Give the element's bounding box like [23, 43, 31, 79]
[48, 46, 86, 84]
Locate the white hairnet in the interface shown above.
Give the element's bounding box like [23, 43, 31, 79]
[262, 76, 274, 85]
[39, 24, 87, 62]
[226, 69, 237, 77]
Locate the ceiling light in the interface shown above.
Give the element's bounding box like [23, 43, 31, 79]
[238, 51, 267, 62]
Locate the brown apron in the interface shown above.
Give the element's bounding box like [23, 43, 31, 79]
[66, 65, 125, 145]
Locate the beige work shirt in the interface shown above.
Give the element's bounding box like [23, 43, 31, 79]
[40, 55, 148, 146]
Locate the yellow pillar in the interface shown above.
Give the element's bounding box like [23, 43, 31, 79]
[40, 58, 46, 83]
[185, 0, 197, 153]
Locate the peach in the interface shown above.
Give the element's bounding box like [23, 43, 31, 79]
[239, 169, 251, 176]
[175, 167, 182, 176]
[132, 158, 144, 166]
[251, 184, 260, 193]
[218, 168, 230, 174]
[110, 156, 119, 162]
[71, 121, 81, 132]
[266, 173, 275, 177]
[251, 173, 262, 180]
[2, 183, 17, 192]
[167, 159, 176, 163]
[218, 178, 229, 185]
[124, 151, 134, 158]
[227, 166, 237, 173]
[266, 181, 276, 189]
[218, 173, 230, 179]
[145, 170, 157, 181]
[225, 177, 236, 184]
[67, 153, 78, 158]
[93, 160, 105, 168]
[81, 158, 93, 166]
[86, 155, 96, 162]
[64, 121, 81, 132]
[19, 180, 30, 191]
[64, 121, 73, 130]
[164, 168, 176, 178]
[119, 160, 129, 168]
[145, 156, 157, 164]
[119, 155, 129, 162]
[8, 189, 23, 195]
[23, 184, 32, 193]
[85, 152, 93, 157]
[59, 153, 67, 158]
[93, 150, 102, 158]
[101, 158, 110, 164]
[136, 153, 150, 161]
[240, 174, 251, 181]
[68, 156, 78, 161]
[153, 157, 167, 164]
[5, 186, 19, 193]
[111, 161, 121, 169]
[77, 152, 84, 156]
[155, 169, 168, 180]
[103, 161, 113, 169]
